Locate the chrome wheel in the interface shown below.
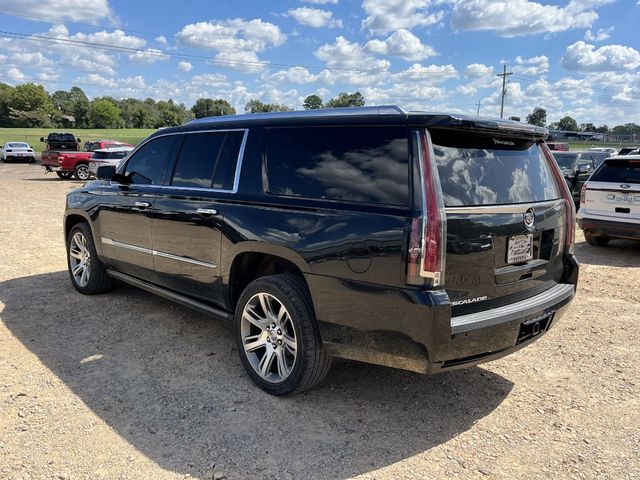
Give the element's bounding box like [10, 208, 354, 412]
[69, 232, 91, 287]
[240, 292, 298, 383]
[75, 165, 90, 180]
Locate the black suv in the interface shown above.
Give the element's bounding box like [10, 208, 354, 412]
[64, 106, 579, 395]
[553, 151, 611, 206]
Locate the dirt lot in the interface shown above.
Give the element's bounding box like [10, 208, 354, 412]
[1, 162, 639, 480]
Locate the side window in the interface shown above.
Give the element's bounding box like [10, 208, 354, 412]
[170, 130, 244, 190]
[123, 135, 176, 185]
[266, 126, 409, 206]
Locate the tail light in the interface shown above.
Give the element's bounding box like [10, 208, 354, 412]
[540, 143, 575, 255]
[407, 129, 446, 287]
[580, 184, 587, 205]
[58, 155, 65, 164]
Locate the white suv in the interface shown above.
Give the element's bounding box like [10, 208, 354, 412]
[577, 155, 640, 246]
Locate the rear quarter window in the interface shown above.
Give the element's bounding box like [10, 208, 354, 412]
[266, 126, 410, 206]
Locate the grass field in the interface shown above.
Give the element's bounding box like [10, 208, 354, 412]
[0, 128, 156, 154]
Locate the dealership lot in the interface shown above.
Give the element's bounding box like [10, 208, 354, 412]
[1, 163, 639, 480]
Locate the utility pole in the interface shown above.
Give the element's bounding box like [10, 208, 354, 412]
[496, 64, 513, 119]
[475, 100, 481, 116]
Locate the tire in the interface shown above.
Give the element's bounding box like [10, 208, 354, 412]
[74, 163, 90, 181]
[234, 274, 331, 395]
[56, 171, 73, 179]
[585, 231, 609, 247]
[67, 222, 114, 295]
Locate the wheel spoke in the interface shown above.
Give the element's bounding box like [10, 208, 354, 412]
[80, 266, 89, 285]
[258, 293, 274, 319]
[72, 263, 84, 276]
[283, 334, 296, 353]
[244, 334, 266, 353]
[276, 350, 289, 378]
[277, 303, 287, 322]
[243, 306, 266, 329]
[259, 349, 276, 377]
[70, 250, 82, 260]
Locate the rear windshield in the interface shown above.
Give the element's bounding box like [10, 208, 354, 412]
[552, 152, 578, 170]
[92, 152, 110, 160]
[431, 131, 560, 206]
[7, 143, 28, 148]
[49, 134, 76, 143]
[590, 160, 640, 184]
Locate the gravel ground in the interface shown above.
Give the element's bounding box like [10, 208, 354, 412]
[1, 162, 639, 480]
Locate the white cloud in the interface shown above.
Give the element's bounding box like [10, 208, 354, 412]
[392, 63, 458, 84]
[213, 50, 266, 73]
[465, 63, 493, 78]
[451, 0, 614, 37]
[0, 0, 116, 25]
[362, 0, 444, 35]
[513, 55, 550, 76]
[69, 28, 146, 49]
[11, 51, 54, 67]
[75, 73, 117, 87]
[155, 35, 168, 45]
[585, 26, 614, 42]
[364, 29, 437, 61]
[314, 36, 390, 85]
[6, 67, 26, 82]
[176, 19, 286, 52]
[302, 0, 338, 4]
[189, 73, 229, 88]
[287, 7, 342, 28]
[128, 48, 170, 64]
[178, 61, 193, 72]
[561, 41, 640, 71]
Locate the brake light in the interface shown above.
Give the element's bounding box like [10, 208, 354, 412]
[540, 143, 575, 254]
[58, 155, 65, 164]
[580, 184, 587, 205]
[407, 130, 446, 287]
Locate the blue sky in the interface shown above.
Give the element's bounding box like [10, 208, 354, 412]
[0, 0, 638, 125]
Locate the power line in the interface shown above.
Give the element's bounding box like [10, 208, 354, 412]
[496, 64, 513, 119]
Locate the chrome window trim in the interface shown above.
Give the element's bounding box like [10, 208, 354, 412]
[117, 128, 249, 194]
[445, 199, 563, 215]
[101, 237, 217, 269]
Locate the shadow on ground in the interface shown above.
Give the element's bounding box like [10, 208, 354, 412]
[2, 272, 514, 479]
[574, 237, 640, 267]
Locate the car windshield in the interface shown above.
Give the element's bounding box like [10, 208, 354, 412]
[7, 143, 29, 148]
[553, 153, 578, 170]
[590, 160, 640, 184]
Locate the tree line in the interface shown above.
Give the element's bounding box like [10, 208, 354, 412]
[0, 81, 367, 129]
[523, 107, 640, 136]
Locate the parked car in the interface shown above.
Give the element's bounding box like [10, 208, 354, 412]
[41, 149, 93, 180]
[1, 142, 35, 163]
[88, 147, 134, 176]
[617, 147, 640, 156]
[552, 151, 611, 205]
[85, 140, 134, 152]
[63, 106, 578, 395]
[587, 147, 618, 155]
[41, 133, 81, 151]
[577, 155, 640, 246]
[546, 141, 570, 151]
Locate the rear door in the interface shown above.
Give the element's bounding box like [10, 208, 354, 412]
[151, 129, 246, 305]
[429, 129, 567, 315]
[583, 159, 640, 220]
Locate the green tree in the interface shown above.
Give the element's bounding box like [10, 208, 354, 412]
[8, 83, 53, 127]
[191, 98, 235, 118]
[0, 83, 14, 127]
[244, 99, 291, 113]
[595, 125, 609, 134]
[89, 98, 122, 128]
[581, 123, 596, 132]
[156, 99, 189, 127]
[526, 107, 546, 127]
[325, 91, 365, 108]
[69, 87, 90, 127]
[303, 94, 323, 110]
[557, 116, 578, 132]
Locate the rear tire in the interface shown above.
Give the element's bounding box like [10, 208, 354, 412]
[585, 231, 609, 247]
[67, 222, 114, 294]
[56, 171, 73, 179]
[234, 274, 331, 395]
[74, 163, 90, 181]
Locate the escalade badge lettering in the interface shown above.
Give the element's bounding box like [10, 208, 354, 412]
[621, 184, 630, 189]
[451, 296, 488, 306]
[523, 207, 535, 230]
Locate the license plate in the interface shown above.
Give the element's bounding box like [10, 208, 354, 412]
[507, 234, 533, 264]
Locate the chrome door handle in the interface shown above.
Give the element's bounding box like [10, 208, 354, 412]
[135, 201, 151, 208]
[197, 208, 218, 216]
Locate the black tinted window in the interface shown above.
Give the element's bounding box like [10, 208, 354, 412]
[92, 152, 109, 160]
[553, 153, 578, 170]
[124, 136, 176, 185]
[590, 161, 640, 184]
[171, 131, 244, 189]
[431, 132, 560, 206]
[266, 127, 409, 206]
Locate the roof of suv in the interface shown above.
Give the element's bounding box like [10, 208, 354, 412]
[161, 105, 547, 139]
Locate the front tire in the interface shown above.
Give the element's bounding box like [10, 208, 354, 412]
[585, 231, 609, 246]
[74, 163, 90, 181]
[56, 171, 73, 179]
[67, 223, 114, 294]
[234, 274, 331, 395]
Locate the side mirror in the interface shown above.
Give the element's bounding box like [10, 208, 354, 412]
[76, 138, 81, 142]
[96, 165, 116, 180]
[40, 137, 45, 142]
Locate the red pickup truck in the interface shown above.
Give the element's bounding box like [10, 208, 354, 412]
[41, 134, 131, 180]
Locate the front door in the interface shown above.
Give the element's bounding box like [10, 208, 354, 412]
[96, 134, 179, 280]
